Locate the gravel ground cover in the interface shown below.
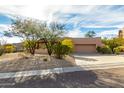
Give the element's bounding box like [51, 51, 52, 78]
[0, 53, 75, 73]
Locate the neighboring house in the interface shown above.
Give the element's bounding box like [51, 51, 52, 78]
[13, 43, 24, 52]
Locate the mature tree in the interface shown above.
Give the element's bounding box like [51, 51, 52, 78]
[4, 17, 65, 56]
[5, 18, 41, 55]
[38, 22, 65, 57]
[85, 31, 96, 38]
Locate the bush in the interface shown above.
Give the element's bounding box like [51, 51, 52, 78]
[117, 46, 124, 52]
[43, 58, 48, 61]
[96, 46, 102, 53]
[96, 45, 112, 54]
[113, 46, 124, 55]
[53, 42, 72, 59]
[114, 47, 121, 55]
[102, 38, 124, 53]
[23, 40, 37, 55]
[62, 39, 73, 49]
[102, 45, 112, 54]
[4, 44, 16, 53]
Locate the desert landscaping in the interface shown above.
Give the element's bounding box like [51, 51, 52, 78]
[1, 5, 124, 88]
[0, 52, 75, 73]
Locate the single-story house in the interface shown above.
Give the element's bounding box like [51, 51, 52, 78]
[36, 37, 103, 54]
[13, 37, 103, 54]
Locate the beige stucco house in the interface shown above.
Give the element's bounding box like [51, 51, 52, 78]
[35, 37, 103, 54]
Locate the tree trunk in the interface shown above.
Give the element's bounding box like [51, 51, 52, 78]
[43, 39, 53, 56]
[29, 48, 35, 55]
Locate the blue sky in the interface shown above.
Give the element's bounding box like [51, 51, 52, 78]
[0, 5, 124, 43]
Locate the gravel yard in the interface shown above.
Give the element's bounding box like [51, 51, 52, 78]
[0, 53, 75, 73]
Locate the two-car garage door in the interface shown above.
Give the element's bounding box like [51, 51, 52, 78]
[74, 44, 96, 53]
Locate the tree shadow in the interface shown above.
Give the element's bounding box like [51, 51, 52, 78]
[12, 70, 98, 88]
[0, 68, 124, 88]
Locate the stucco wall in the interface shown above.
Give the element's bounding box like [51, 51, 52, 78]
[70, 37, 103, 53]
[70, 37, 103, 46]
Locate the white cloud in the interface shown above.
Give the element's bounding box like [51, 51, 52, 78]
[0, 36, 22, 43]
[0, 5, 124, 28]
[0, 24, 11, 32]
[0, 5, 124, 42]
[97, 29, 118, 38]
[53, 6, 124, 28]
[0, 24, 21, 43]
[0, 5, 52, 21]
[66, 29, 85, 38]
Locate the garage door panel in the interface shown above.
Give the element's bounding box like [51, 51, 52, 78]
[74, 44, 96, 53]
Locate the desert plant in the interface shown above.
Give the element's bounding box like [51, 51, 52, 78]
[102, 38, 124, 53]
[117, 46, 124, 52]
[61, 39, 73, 49]
[4, 44, 16, 53]
[113, 46, 124, 55]
[102, 45, 112, 54]
[39, 22, 65, 57]
[96, 46, 102, 53]
[4, 18, 42, 55]
[43, 58, 48, 61]
[96, 45, 112, 54]
[53, 42, 72, 59]
[23, 40, 37, 55]
[113, 47, 121, 55]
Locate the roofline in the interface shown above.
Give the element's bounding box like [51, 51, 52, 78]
[63, 37, 101, 39]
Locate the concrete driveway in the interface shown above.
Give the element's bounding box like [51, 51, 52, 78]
[73, 54, 124, 69]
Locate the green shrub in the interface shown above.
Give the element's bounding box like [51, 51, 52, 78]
[114, 47, 121, 55]
[43, 58, 48, 61]
[101, 45, 112, 54]
[96, 45, 112, 54]
[102, 38, 124, 53]
[117, 46, 124, 52]
[53, 42, 72, 59]
[96, 46, 102, 53]
[4, 44, 16, 53]
[23, 40, 37, 55]
[113, 46, 124, 55]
